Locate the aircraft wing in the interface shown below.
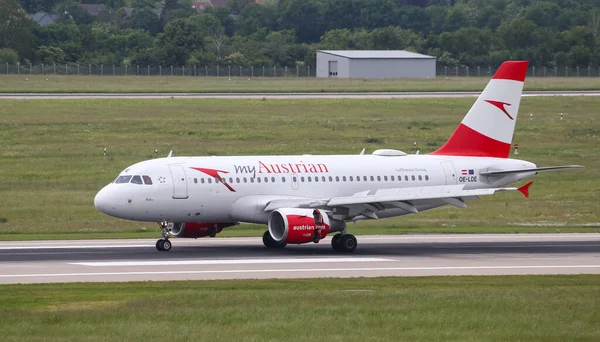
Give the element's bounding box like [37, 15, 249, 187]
[264, 184, 530, 218]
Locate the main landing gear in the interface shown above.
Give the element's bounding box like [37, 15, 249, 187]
[262, 230, 286, 249]
[331, 233, 357, 253]
[156, 221, 171, 252]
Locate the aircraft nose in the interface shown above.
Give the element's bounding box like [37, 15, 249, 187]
[94, 186, 113, 215]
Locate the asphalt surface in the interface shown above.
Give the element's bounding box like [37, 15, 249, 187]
[1, 91, 600, 99]
[1, 234, 599, 284]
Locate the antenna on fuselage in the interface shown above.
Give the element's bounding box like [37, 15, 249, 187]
[167, 150, 173, 158]
[359, 148, 365, 155]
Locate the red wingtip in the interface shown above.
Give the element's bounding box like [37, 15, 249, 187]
[518, 181, 533, 198]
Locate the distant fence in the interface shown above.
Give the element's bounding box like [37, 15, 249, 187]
[2, 63, 600, 77]
[2, 64, 316, 77]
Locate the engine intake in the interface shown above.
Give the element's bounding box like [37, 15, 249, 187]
[168, 222, 236, 238]
[268, 208, 344, 244]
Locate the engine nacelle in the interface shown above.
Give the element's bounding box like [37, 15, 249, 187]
[268, 208, 344, 244]
[168, 222, 236, 238]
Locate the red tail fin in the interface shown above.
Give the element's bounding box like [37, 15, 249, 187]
[431, 61, 528, 158]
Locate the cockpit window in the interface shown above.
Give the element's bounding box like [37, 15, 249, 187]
[131, 175, 143, 184]
[142, 175, 153, 185]
[115, 175, 132, 184]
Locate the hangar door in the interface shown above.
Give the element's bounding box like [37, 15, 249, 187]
[328, 61, 338, 78]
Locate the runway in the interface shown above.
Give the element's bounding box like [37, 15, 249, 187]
[1, 234, 599, 284]
[1, 91, 600, 99]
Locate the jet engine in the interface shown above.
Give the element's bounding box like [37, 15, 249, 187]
[168, 222, 236, 238]
[268, 208, 344, 244]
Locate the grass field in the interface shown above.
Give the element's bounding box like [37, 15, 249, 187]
[1, 276, 599, 341]
[1, 75, 600, 93]
[0, 97, 598, 239]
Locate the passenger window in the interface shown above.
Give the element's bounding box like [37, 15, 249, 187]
[264, 177, 268, 183]
[250, 178, 254, 183]
[356, 176, 360, 182]
[342, 176, 346, 182]
[377, 176, 381, 181]
[335, 176, 340, 182]
[131, 175, 143, 184]
[244, 178, 247, 183]
[391, 176, 395, 181]
[236, 178, 240, 183]
[349, 176, 353, 181]
[257, 177, 261, 183]
[208, 178, 212, 184]
[282, 177, 286, 182]
[418, 175, 422, 181]
[229, 177, 234, 183]
[425, 175, 429, 181]
[384, 176, 388, 181]
[293, 177, 297, 182]
[301, 177, 305, 182]
[215, 178, 220, 183]
[329, 176, 333, 182]
[271, 177, 275, 183]
[142, 175, 153, 185]
[322, 176, 326, 182]
[411, 175, 416, 181]
[405, 175, 408, 181]
[201, 178, 205, 184]
[315, 177, 319, 182]
[193, 178, 198, 184]
[115, 175, 132, 184]
[308, 176, 312, 182]
[370, 176, 374, 181]
[363, 176, 367, 181]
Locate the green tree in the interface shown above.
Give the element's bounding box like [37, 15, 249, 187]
[280, 0, 325, 43]
[0, 0, 35, 61]
[265, 30, 296, 66]
[319, 29, 353, 50]
[223, 51, 248, 66]
[0, 48, 18, 64]
[37, 45, 65, 64]
[235, 2, 278, 36]
[128, 8, 161, 35]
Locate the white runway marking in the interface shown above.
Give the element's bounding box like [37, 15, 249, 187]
[72, 257, 391, 267]
[0, 244, 152, 250]
[2, 265, 600, 279]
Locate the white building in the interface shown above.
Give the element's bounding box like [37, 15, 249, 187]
[316, 50, 436, 79]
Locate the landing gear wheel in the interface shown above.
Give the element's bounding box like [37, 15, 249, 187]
[156, 239, 171, 251]
[331, 234, 343, 252]
[262, 230, 286, 249]
[334, 234, 357, 253]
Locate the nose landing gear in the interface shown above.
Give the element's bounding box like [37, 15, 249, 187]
[156, 221, 171, 252]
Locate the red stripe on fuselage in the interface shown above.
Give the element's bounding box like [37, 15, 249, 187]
[492, 61, 528, 82]
[430, 123, 510, 158]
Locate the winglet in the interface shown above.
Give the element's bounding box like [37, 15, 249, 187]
[518, 181, 533, 198]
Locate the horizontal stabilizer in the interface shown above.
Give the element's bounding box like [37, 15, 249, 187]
[518, 181, 533, 198]
[480, 165, 583, 176]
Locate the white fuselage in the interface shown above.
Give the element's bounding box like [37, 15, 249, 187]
[94, 153, 536, 224]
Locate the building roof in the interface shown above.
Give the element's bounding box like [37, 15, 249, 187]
[318, 50, 435, 59]
[30, 12, 57, 27]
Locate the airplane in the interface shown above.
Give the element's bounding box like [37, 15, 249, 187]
[94, 60, 582, 252]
